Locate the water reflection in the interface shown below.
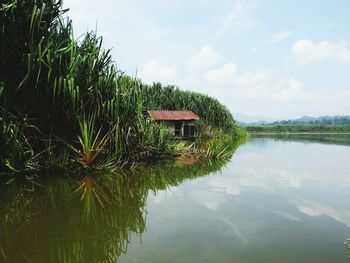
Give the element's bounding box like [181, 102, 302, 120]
[291, 197, 350, 228]
[252, 133, 350, 146]
[1, 136, 350, 262]
[120, 135, 350, 263]
[0, 175, 145, 262]
[0, 159, 230, 263]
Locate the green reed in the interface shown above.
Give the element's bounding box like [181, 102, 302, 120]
[0, 0, 244, 175]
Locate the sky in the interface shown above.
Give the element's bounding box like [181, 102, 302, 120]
[63, 0, 350, 120]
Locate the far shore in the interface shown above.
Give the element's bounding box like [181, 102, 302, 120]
[248, 132, 350, 135]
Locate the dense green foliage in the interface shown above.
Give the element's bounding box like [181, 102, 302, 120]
[270, 116, 350, 125]
[141, 83, 237, 132]
[245, 124, 350, 133]
[0, 0, 161, 173]
[0, 0, 242, 174]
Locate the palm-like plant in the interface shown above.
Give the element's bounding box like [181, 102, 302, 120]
[68, 115, 113, 169]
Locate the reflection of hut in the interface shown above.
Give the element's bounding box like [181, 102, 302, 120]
[148, 110, 200, 139]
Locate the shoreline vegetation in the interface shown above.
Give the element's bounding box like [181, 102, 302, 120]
[249, 132, 350, 135]
[245, 125, 350, 134]
[0, 1, 246, 176]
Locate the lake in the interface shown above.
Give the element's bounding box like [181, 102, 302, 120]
[1, 135, 350, 262]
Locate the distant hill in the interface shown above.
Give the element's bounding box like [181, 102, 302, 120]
[233, 112, 275, 125]
[270, 116, 350, 125]
[237, 115, 350, 126]
[243, 115, 350, 134]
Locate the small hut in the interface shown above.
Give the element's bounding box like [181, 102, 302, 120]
[148, 110, 200, 139]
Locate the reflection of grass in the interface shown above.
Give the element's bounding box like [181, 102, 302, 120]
[0, 174, 146, 262]
[178, 136, 244, 161]
[74, 175, 111, 221]
[345, 238, 350, 261]
[0, 158, 230, 263]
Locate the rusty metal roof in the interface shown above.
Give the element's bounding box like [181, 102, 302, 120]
[148, 110, 200, 121]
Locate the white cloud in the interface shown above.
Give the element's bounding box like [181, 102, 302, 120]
[290, 39, 350, 65]
[204, 63, 237, 83]
[273, 211, 301, 222]
[63, 1, 350, 119]
[190, 190, 228, 211]
[63, 0, 191, 74]
[204, 141, 350, 198]
[182, 59, 350, 118]
[187, 45, 223, 72]
[201, 65, 293, 109]
[124, 43, 350, 119]
[213, 0, 256, 40]
[250, 46, 259, 53]
[291, 197, 350, 228]
[266, 31, 291, 43]
[140, 60, 178, 84]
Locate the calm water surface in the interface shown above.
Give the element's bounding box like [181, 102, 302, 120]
[1, 135, 350, 262]
[120, 135, 350, 263]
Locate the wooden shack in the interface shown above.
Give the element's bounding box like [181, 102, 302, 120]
[148, 110, 200, 139]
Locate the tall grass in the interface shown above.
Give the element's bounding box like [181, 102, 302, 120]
[0, 0, 244, 175]
[0, 110, 41, 173]
[140, 83, 241, 134]
[0, 1, 163, 173]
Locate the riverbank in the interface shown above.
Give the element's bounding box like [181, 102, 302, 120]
[244, 124, 350, 134]
[249, 132, 350, 135]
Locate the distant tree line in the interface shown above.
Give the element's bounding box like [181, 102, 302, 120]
[269, 116, 350, 126]
[245, 125, 350, 133]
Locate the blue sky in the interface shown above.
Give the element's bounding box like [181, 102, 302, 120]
[64, 0, 350, 119]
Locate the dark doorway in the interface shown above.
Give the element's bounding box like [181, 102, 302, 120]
[183, 124, 190, 138]
[175, 122, 182, 136]
[183, 124, 195, 138]
[189, 125, 195, 137]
